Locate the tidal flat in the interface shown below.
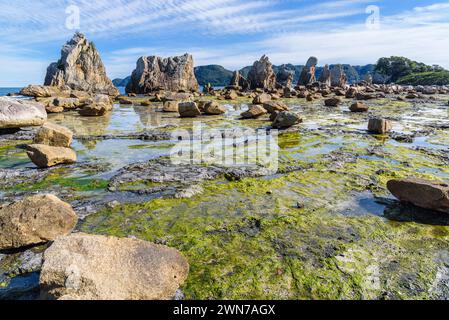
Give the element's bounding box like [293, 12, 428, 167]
[1, 93, 449, 300]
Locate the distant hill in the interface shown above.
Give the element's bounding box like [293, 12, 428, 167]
[112, 76, 131, 87]
[397, 71, 449, 86]
[194, 65, 234, 87]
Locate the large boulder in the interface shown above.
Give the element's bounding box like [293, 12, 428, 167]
[318, 64, 331, 86]
[27, 144, 77, 168]
[253, 93, 272, 104]
[262, 101, 289, 113]
[229, 71, 249, 90]
[39, 233, 189, 300]
[298, 57, 318, 86]
[350, 102, 369, 113]
[330, 65, 347, 87]
[0, 194, 77, 250]
[247, 55, 277, 91]
[0, 97, 47, 129]
[387, 178, 449, 214]
[20, 85, 70, 98]
[79, 94, 113, 116]
[324, 97, 342, 107]
[44, 33, 119, 96]
[272, 111, 302, 129]
[126, 54, 199, 94]
[33, 122, 73, 148]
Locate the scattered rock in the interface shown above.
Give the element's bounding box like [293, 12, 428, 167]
[324, 97, 342, 107]
[253, 93, 271, 104]
[26, 144, 77, 168]
[0, 98, 47, 129]
[387, 178, 449, 214]
[262, 101, 289, 113]
[33, 122, 73, 148]
[163, 101, 179, 113]
[241, 105, 268, 119]
[203, 101, 226, 115]
[178, 102, 201, 118]
[0, 194, 77, 250]
[349, 102, 369, 112]
[272, 111, 302, 129]
[368, 118, 392, 134]
[39, 233, 189, 300]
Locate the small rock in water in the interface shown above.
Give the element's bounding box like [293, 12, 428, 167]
[368, 118, 392, 134]
[272, 111, 302, 129]
[26, 144, 77, 168]
[240, 105, 268, 119]
[178, 102, 201, 118]
[349, 102, 369, 113]
[33, 122, 73, 148]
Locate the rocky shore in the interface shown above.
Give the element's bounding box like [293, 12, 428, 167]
[1, 33, 449, 300]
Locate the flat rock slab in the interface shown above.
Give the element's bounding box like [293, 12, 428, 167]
[27, 144, 77, 168]
[33, 122, 73, 147]
[40, 233, 189, 300]
[0, 97, 47, 129]
[0, 194, 77, 250]
[387, 178, 449, 214]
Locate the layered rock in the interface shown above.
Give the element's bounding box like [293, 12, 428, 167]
[387, 178, 449, 214]
[0, 194, 77, 250]
[298, 57, 318, 86]
[126, 54, 199, 94]
[0, 97, 47, 129]
[33, 122, 73, 148]
[27, 144, 77, 168]
[44, 33, 118, 96]
[247, 55, 277, 91]
[40, 233, 189, 300]
[319, 64, 331, 86]
[229, 71, 249, 90]
[330, 65, 347, 87]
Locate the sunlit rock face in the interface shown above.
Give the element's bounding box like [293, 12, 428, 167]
[126, 54, 199, 94]
[44, 32, 119, 97]
[247, 55, 277, 91]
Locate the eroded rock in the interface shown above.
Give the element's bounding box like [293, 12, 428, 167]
[26, 144, 77, 168]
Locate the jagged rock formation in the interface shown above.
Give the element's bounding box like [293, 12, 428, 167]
[276, 65, 295, 88]
[126, 54, 199, 94]
[319, 64, 331, 86]
[229, 71, 249, 90]
[44, 33, 118, 96]
[331, 65, 348, 87]
[247, 55, 277, 91]
[298, 57, 318, 86]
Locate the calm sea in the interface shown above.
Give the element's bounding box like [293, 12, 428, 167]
[0, 88, 22, 97]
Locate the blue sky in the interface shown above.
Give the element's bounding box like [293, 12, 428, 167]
[0, 0, 448, 86]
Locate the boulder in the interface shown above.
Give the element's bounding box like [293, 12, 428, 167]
[387, 178, 449, 214]
[118, 98, 133, 105]
[224, 90, 238, 100]
[298, 57, 318, 86]
[345, 87, 358, 98]
[78, 103, 109, 117]
[247, 55, 277, 91]
[45, 33, 119, 96]
[20, 85, 68, 98]
[0, 194, 77, 250]
[368, 118, 392, 134]
[356, 92, 376, 100]
[178, 102, 201, 118]
[203, 101, 226, 115]
[39, 233, 189, 300]
[27, 144, 77, 168]
[324, 97, 342, 107]
[163, 101, 179, 113]
[272, 111, 302, 129]
[53, 97, 80, 110]
[253, 93, 271, 104]
[240, 105, 268, 119]
[126, 54, 199, 94]
[33, 122, 73, 148]
[0, 97, 47, 129]
[350, 102, 369, 113]
[262, 101, 289, 113]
